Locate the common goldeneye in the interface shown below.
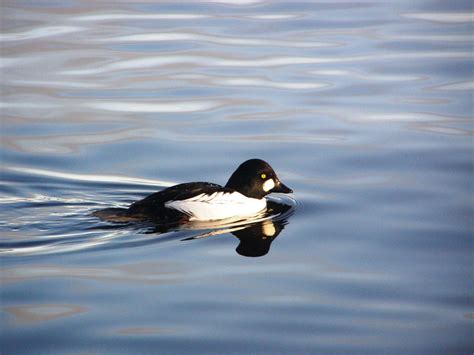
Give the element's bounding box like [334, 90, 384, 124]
[95, 159, 292, 223]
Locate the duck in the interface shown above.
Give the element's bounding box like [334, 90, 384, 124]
[94, 159, 292, 224]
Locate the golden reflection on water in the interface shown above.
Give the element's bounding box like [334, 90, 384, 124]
[1, 262, 190, 285]
[5, 304, 89, 324]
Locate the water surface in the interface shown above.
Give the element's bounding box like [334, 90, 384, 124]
[1, 0, 473, 353]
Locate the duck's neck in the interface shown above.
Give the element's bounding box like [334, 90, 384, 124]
[225, 181, 266, 200]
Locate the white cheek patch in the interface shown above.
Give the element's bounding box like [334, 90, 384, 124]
[262, 179, 275, 192]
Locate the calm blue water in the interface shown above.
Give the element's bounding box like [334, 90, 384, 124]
[1, 0, 473, 353]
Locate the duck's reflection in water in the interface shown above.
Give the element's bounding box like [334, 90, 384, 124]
[181, 200, 293, 257]
[233, 218, 288, 257]
[94, 199, 295, 258]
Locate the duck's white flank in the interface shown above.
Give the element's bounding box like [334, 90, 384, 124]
[164, 191, 266, 221]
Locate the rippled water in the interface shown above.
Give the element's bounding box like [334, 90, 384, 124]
[1, 0, 473, 353]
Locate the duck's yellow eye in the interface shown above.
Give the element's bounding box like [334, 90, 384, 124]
[260, 173, 266, 179]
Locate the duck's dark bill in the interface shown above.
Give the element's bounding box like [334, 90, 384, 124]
[273, 182, 293, 194]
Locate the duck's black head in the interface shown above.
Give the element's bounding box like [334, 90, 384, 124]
[225, 159, 293, 199]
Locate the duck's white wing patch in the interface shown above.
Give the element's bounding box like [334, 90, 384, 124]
[164, 192, 266, 221]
